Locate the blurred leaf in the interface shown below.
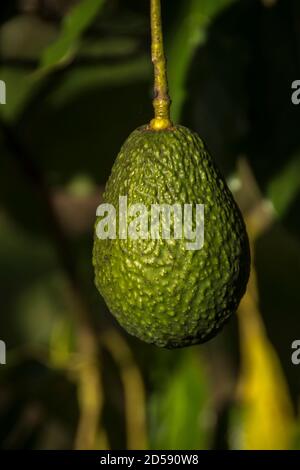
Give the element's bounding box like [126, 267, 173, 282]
[267, 152, 300, 217]
[167, 0, 234, 122]
[79, 36, 138, 59]
[0, 213, 65, 346]
[237, 329, 294, 449]
[0, 68, 36, 121]
[49, 56, 150, 107]
[102, 330, 148, 450]
[49, 316, 75, 369]
[0, 15, 56, 121]
[149, 349, 211, 450]
[254, 223, 300, 410]
[16, 57, 151, 186]
[15, 276, 69, 346]
[40, 0, 106, 70]
[235, 266, 295, 450]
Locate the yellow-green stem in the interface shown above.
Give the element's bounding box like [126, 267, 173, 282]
[150, 0, 172, 130]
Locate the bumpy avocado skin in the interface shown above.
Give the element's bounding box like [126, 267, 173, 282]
[93, 125, 250, 348]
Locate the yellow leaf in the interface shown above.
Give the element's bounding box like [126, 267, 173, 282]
[236, 250, 295, 450]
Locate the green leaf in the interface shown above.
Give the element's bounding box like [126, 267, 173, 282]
[0, 68, 36, 121]
[49, 56, 150, 107]
[40, 0, 106, 70]
[267, 152, 300, 217]
[149, 350, 211, 450]
[167, 0, 235, 123]
[0, 15, 56, 121]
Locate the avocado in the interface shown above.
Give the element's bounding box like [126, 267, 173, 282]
[93, 124, 250, 348]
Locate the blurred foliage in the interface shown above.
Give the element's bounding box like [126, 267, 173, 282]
[40, 0, 106, 71]
[235, 245, 295, 450]
[0, 0, 300, 450]
[267, 151, 300, 217]
[149, 349, 211, 450]
[167, 0, 234, 122]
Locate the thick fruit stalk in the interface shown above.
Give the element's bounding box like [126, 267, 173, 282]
[150, 0, 172, 130]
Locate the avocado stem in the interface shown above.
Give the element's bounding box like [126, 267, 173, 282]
[150, 0, 172, 130]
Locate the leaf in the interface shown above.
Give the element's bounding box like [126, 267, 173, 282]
[237, 327, 295, 449]
[235, 263, 296, 450]
[149, 349, 211, 450]
[267, 152, 300, 218]
[40, 0, 106, 70]
[14, 55, 151, 188]
[48, 56, 150, 107]
[167, 0, 235, 123]
[0, 15, 56, 121]
[0, 68, 36, 121]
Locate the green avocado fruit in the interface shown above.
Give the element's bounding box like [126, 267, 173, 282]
[93, 125, 250, 348]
